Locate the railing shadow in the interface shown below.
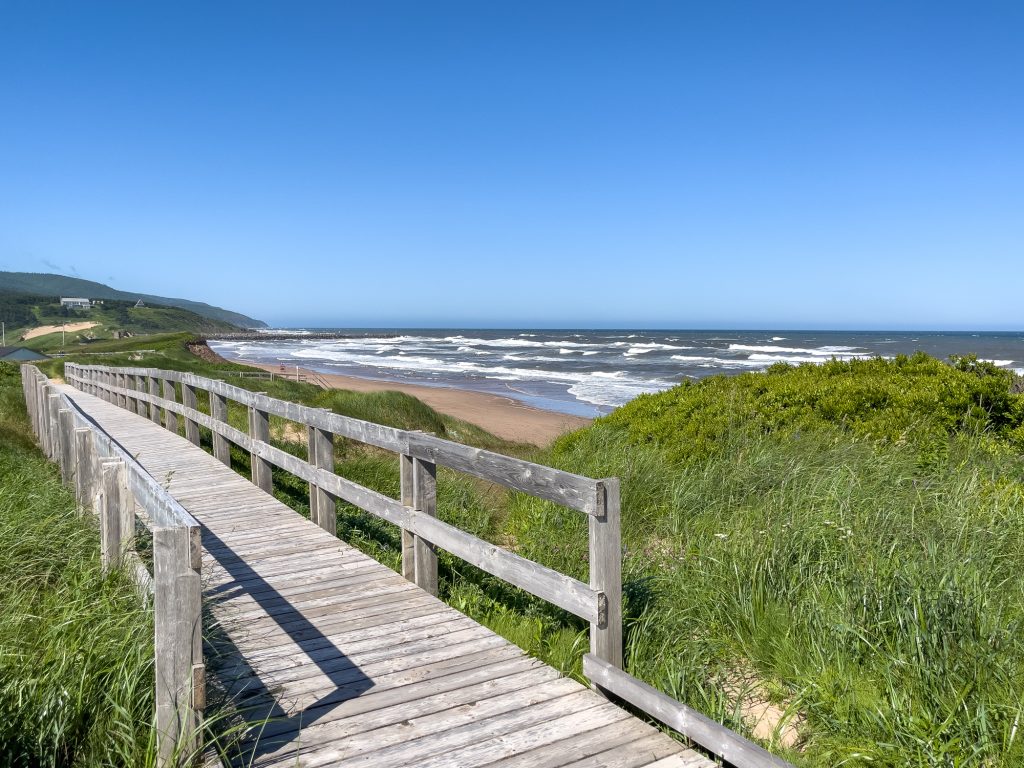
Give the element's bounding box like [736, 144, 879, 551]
[201, 528, 375, 764]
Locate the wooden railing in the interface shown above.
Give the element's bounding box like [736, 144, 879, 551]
[22, 366, 203, 767]
[59, 362, 796, 768]
[64, 362, 624, 668]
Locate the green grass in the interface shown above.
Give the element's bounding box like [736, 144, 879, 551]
[504, 355, 1024, 765]
[0, 362, 155, 767]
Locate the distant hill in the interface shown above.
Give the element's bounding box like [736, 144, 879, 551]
[0, 272, 267, 328]
[0, 289, 243, 346]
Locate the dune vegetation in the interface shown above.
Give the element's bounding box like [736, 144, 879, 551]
[0, 361, 155, 767]
[10, 336, 1024, 766]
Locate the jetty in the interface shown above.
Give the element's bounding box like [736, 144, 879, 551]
[20, 362, 791, 768]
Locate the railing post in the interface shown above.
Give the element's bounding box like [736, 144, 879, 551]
[118, 373, 128, 409]
[181, 384, 201, 446]
[22, 367, 36, 436]
[399, 453, 415, 581]
[74, 427, 98, 515]
[153, 524, 203, 767]
[46, 391, 61, 460]
[248, 403, 273, 493]
[148, 376, 162, 424]
[33, 376, 44, 449]
[307, 424, 336, 534]
[412, 457, 438, 596]
[99, 460, 129, 570]
[162, 380, 179, 434]
[121, 373, 132, 410]
[590, 478, 623, 672]
[34, 376, 47, 451]
[210, 390, 231, 466]
[135, 375, 148, 417]
[58, 407, 76, 486]
[101, 459, 136, 563]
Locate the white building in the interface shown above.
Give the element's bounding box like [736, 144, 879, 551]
[60, 297, 91, 310]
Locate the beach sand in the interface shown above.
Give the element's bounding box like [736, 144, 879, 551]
[246, 362, 592, 446]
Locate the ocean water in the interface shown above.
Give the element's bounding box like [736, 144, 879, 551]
[209, 330, 1024, 417]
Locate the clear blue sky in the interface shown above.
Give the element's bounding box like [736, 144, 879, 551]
[1, 2, 1021, 329]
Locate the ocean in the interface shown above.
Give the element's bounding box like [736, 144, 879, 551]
[208, 330, 1024, 418]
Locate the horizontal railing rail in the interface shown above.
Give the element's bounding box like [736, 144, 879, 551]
[22, 365, 203, 768]
[64, 362, 622, 667]
[584, 655, 796, 768]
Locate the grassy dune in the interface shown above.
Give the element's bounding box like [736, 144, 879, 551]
[0, 362, 154, 767]
[509, 355, 1024, 764]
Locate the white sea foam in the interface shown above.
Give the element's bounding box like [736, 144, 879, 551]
[614, 341, 691, 352]
[214, 330, 1013, 413]
[728, 344, 869, 357]
[568, 378, 666, 407]
[670, 355, 768, 368]
[672, 352, 879, 368]
[442, 335, 607, 350]
[981, 359, 1014, 367]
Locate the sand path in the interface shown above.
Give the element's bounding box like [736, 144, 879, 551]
[22, 321, 99, 340]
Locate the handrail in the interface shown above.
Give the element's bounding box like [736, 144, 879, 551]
[584, 655, 796, 768]
[63, 362, 623, 667]
[71, 364, 605, 512]
[21, 366, 203, 767]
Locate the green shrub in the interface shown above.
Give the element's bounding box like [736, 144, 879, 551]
[597, 353, 1022, 463]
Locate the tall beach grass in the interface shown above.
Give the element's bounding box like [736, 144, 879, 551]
[0, 362, 155, 767]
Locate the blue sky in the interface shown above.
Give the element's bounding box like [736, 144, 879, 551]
[1, 2, 1021, 329]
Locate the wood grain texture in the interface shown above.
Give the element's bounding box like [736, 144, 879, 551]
[73, 427, 97, 516]
[161, 379, 178, 433]
[181, 383, 201, 446]
[412, 456, 438, 596]
[590, 478, 623, 670]
[154, 525, 203, 766]
[210, 391, 231, 466]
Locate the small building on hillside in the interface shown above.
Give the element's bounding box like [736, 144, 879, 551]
[60, 297, 91, 310]
[0, 346, 50, 363]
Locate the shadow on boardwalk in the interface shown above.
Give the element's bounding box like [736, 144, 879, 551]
[200, 528, 374, 765]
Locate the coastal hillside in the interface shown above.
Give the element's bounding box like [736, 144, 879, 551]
[0, 271, 266, 329]
[0, 290, 242, 346]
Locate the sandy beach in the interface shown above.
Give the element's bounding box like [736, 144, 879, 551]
[246, 362, 591, 445]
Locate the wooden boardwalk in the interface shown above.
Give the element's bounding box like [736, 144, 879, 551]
[56, 383, 714, 768]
